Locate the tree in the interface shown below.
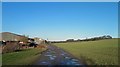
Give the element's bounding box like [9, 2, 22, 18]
[66, 39, 74, 42]
[106, 35, 112, 39]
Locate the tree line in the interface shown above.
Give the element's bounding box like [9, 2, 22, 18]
[52, 35, 112, 43]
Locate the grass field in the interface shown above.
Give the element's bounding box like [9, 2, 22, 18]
[53, 39, 118, 65]
[2, 48, 46, 65]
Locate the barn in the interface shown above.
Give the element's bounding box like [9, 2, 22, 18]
[0, 32, 28, 53]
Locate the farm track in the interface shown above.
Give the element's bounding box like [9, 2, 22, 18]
[34, 44, 84, 66]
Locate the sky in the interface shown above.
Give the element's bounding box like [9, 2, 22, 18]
[2, 2, 118, 41]
[2, 0, 120, 2]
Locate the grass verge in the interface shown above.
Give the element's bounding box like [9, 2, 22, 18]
[2, 48, 46, 65]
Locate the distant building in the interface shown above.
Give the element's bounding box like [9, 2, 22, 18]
[34, 37, 45, 45]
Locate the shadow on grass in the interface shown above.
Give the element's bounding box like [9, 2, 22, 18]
[14, 49, 32, 52]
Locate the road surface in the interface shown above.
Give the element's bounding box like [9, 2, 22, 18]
[34, 44, 84, 66]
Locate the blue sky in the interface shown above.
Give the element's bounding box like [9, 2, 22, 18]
[2, 0, 120, 2]
[2, 2, 118, 41]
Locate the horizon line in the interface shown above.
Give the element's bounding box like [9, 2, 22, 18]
[1, 31, 118, 41]
[49, 37, 119, 41]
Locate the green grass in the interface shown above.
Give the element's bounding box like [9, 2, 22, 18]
[2, 48, 46, 65]
[53, 39, 118, 65]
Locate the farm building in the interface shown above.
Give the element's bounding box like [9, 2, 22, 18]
[0, 32, 29, 53]
[34, 37, 45, 45]
[0, 32, 47, 53]
[0, 32, 28, 42]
